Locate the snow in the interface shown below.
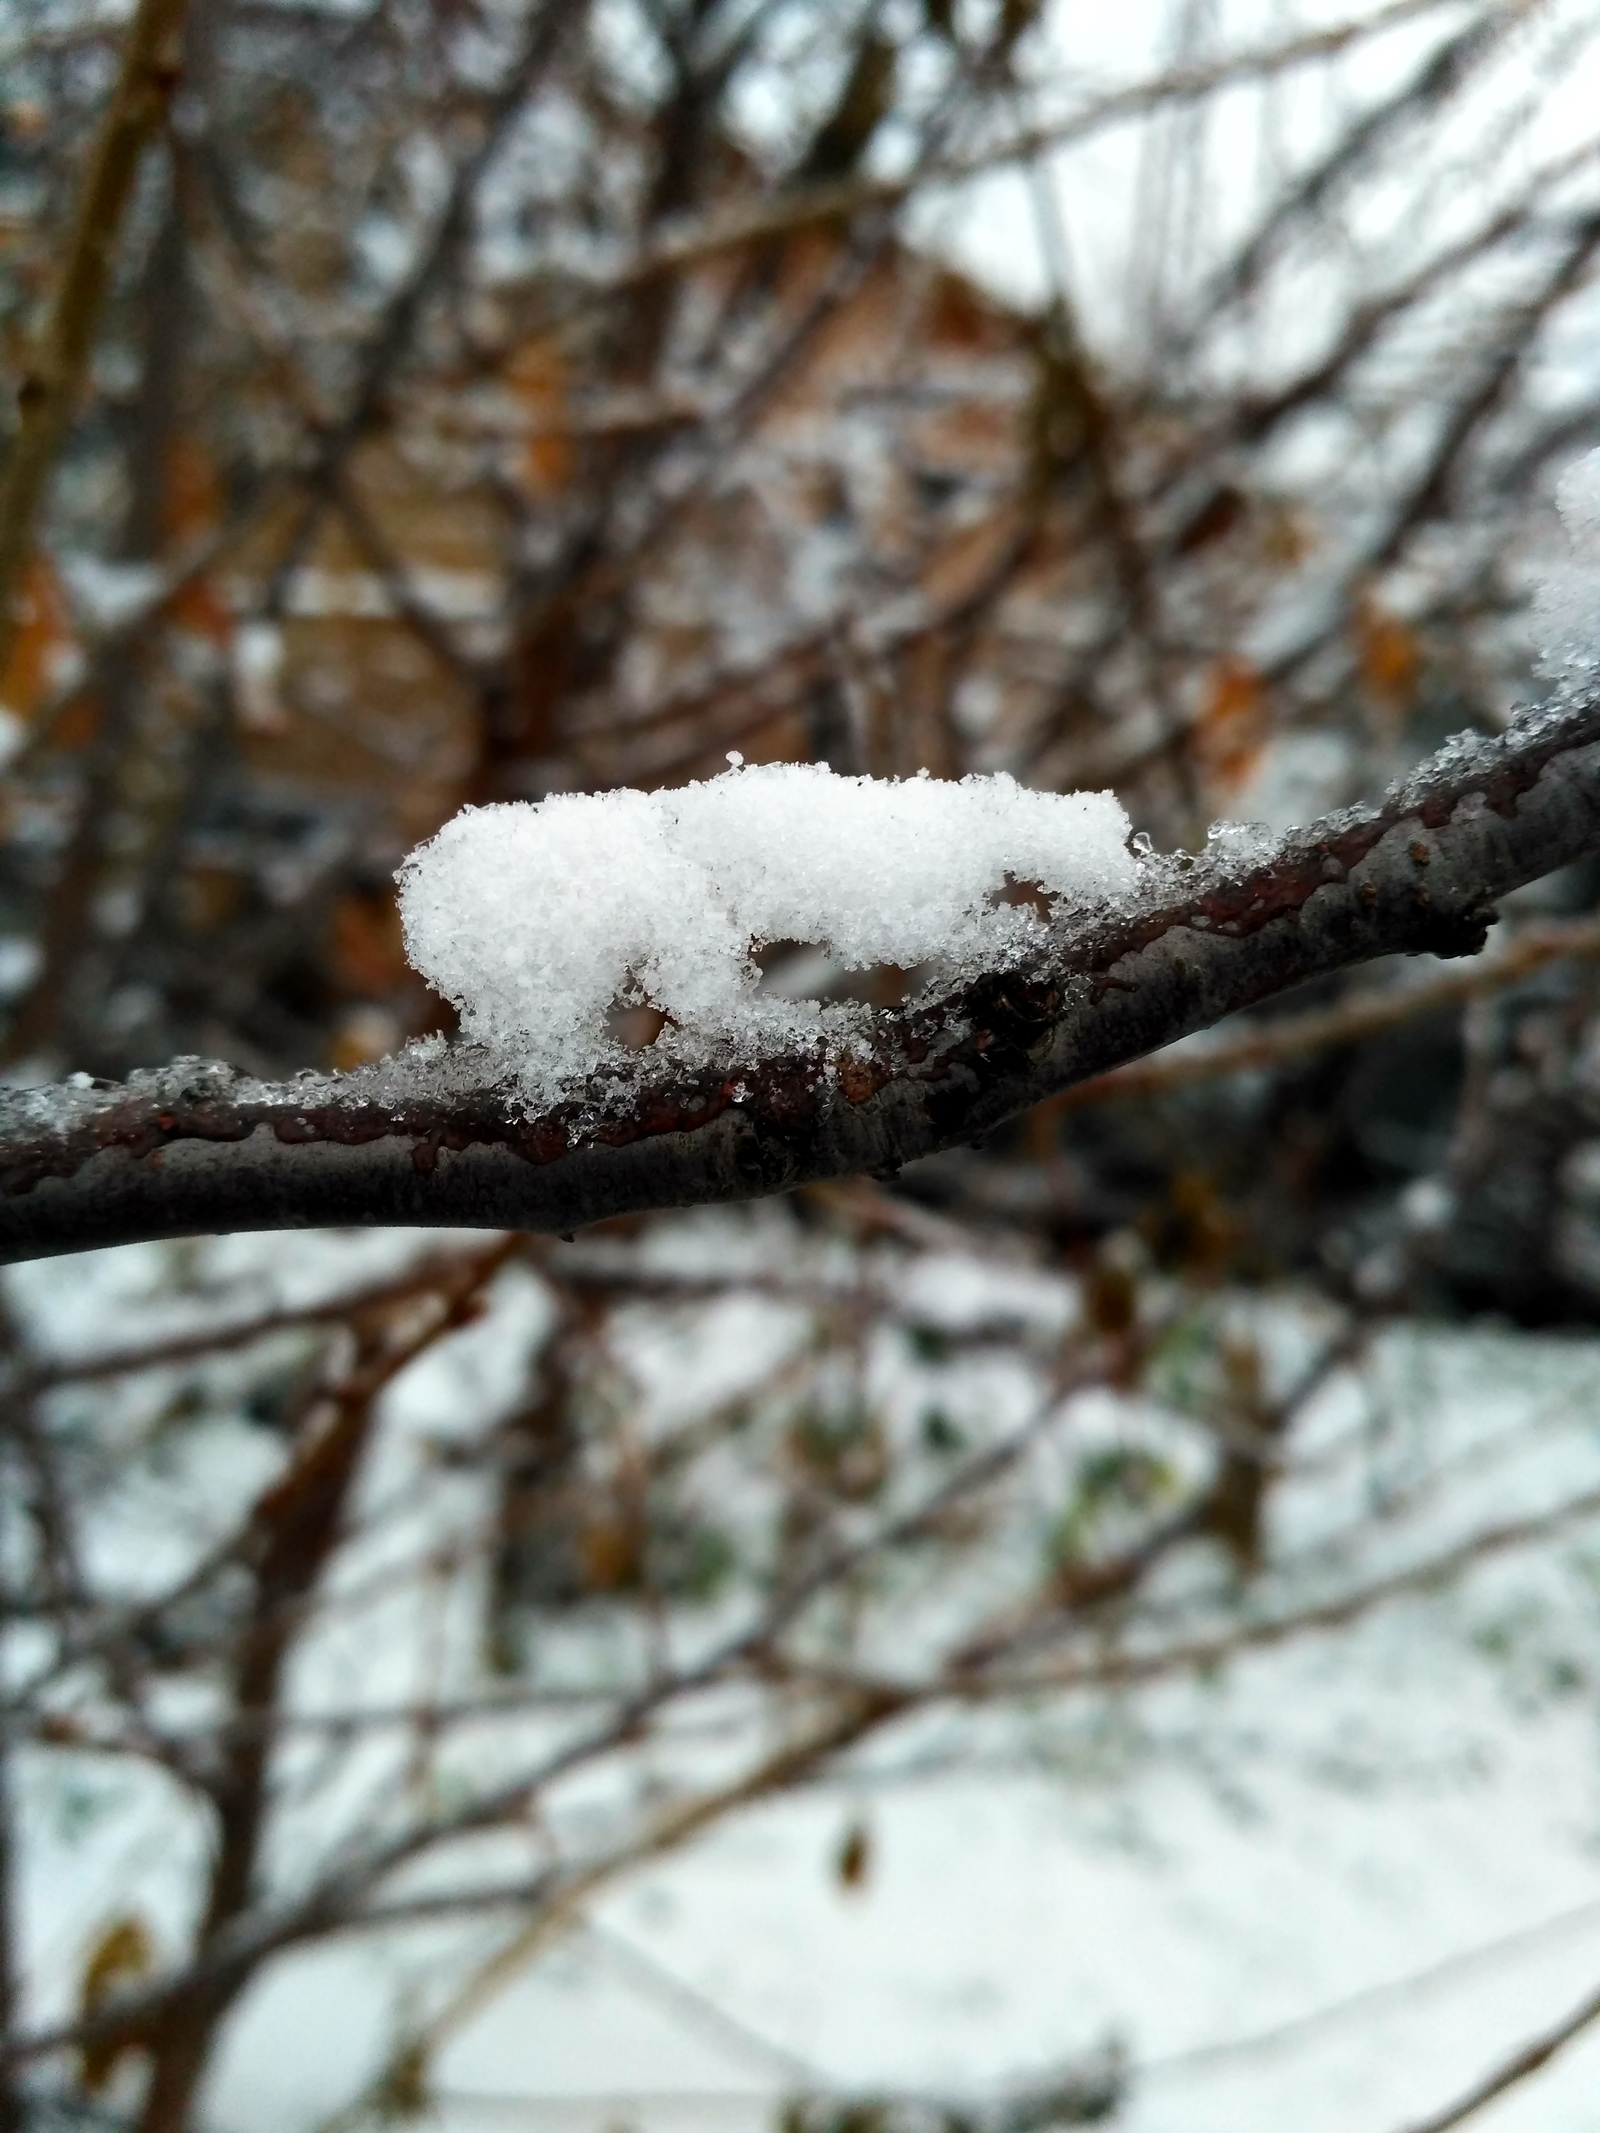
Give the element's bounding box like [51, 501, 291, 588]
[397, 763, 1136, 1098]
[15, 1217, 1600, 2133]
[188, 1289, 1600, 2133]
[1534, 447, 1600, 682]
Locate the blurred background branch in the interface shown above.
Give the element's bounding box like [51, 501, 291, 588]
[0, 0, 192, 679]
[5, 1, 1600, 2128]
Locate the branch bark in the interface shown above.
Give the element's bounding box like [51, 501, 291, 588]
[3, 693, 1600, 1263]
[1041, 912, 1600, 1114]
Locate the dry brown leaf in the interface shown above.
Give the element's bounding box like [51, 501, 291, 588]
[505, 337, 574, 500]
[1357, 599, 1421, 709]
[834, 1818, 872, 1891]
[79, 1914, 153, 2094]
[1194, 657, 1269, 791]
[0, 553, 72, 718]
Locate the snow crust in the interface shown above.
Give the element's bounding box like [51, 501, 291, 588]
[397, 763, 1136, 1097]
[1535, 447, 1600, 680]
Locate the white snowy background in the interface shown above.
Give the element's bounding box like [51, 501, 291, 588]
[13, 1212, 1600, 2133]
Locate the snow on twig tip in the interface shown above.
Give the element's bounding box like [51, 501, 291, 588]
[396, 763, 1136, 1101]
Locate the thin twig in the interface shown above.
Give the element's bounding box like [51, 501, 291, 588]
[553, 0, 1480, 305]
[0, 0, 193, 679]
[1391, 1972, 1600, 2133]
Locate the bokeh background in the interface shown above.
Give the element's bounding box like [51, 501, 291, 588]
[8, 1, 1600, 2127]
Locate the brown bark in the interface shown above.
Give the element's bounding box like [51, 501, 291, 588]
[1, 693, 1599, 1263]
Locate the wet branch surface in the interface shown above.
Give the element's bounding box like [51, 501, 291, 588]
[4, 692, 1600, 1263]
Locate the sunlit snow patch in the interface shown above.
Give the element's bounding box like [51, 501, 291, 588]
[397, 760, 1135, 1099]
[1535, 446, 1600, 681]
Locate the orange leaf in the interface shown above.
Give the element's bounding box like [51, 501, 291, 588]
[505, 338, 574, 500]
[161, 435, 224, 548]
[155, 442, 234, 644]
[1194, 657, 1269, 791]
[79, 1914, 153, 2094]
[1357, 601, 1420, 708]
[0, 554, 73, 719]
[170, 574, 234, 649]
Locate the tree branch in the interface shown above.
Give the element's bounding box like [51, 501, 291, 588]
[1392, 1970, 1600, 2133]
[572, 0, 1471, 305]
[3, 693, 1600, 1263]
[1041, 912, 1600, 1114]
[0, 0, 193, 678]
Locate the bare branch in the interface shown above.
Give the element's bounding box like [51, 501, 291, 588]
[1044, 913, 1600, 1114]
[1197, 6, 1516, 324]
[580, 0, 1481, 302]
[0, 0, 194, 679]
[3, 695, 1600, 1261]
[1391, 1971, 1600, 2133]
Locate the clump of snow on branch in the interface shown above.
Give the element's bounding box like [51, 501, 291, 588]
[1534, 447, 1600, 681]
[398, 762, 1135, 1097]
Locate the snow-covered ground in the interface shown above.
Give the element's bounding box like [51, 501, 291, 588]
[200, 1582, 1600, 2132]
[12, 1225, 1600, 2133]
